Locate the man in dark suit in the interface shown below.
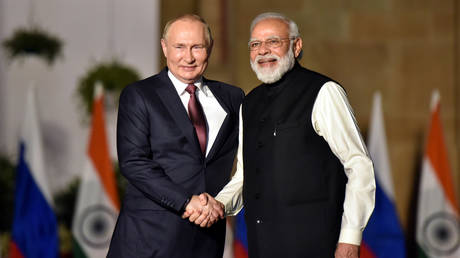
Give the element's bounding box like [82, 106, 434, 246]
[107, 14, 244, 258]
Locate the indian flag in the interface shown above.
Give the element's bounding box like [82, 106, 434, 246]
[416, 90, 460, 258]
[72, 84, 120, 258]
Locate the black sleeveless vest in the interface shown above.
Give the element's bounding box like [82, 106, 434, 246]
[242, 63, 347, 258]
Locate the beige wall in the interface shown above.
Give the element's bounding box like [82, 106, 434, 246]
[161, 0, 460, 231]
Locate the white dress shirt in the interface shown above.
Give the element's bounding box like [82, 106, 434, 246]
[215, 81, 375, 245]
[168, 71, 227, 156]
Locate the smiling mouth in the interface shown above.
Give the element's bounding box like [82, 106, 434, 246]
[181, 66, 197, 70]
[258, 58, 278, 65]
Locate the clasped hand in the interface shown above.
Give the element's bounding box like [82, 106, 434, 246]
[182, 193, 224, 228]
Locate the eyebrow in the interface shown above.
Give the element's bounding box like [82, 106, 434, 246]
[249, 36, 283, 41]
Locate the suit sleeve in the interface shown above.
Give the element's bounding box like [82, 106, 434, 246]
[116, 85, 191, 212]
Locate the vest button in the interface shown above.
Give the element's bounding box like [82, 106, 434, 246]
[257, 141, 263, 148]
[260, 117, 266, 123]
[256, 219, 263, 224]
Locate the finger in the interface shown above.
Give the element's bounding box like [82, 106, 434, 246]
[200, 216, 210, 228]
[217, 207, 224, 219]
[182, 210, 191, 219]
[210, 209, 219, 219]
[207, 216, 217, 228]
[194, 213, 208, 225]
[189, 211, 200, 222]
[218, 203, 225, 218]
[209, 205, 223, 219]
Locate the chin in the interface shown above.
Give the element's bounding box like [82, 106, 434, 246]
[251, 51, 295, 84]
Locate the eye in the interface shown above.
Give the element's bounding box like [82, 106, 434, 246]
[266, 39, 280, 46]
[192, 45, 206, 50]
[249, 41, 261, 49]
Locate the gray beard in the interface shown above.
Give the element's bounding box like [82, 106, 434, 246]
[250, 48, 295, 84]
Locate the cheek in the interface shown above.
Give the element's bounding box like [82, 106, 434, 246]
[273, 49, 286, 59]
[167, 49, 182, 60]
[196, 53, 209, 65]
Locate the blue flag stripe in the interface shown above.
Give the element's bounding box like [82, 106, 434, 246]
[362, 180, 406, 258]
[235, 208, 248, 250]
[11, 143, 59, 258]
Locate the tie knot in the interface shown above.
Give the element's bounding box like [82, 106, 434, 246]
[185, 84, 197, 94]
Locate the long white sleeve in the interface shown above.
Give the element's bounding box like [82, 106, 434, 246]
[215, 106, 244, 216]
[311, 81, 375, 245]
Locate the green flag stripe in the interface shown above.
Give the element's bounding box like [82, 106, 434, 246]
[73, 236, 88, 258]
[417, 244, 429, 258]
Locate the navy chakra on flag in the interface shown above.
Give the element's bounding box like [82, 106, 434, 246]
[422, 212, 460, 256]
[78, 205, 118, 248]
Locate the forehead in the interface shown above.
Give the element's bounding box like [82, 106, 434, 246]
[251, 18, 290, 39]
[166, 19, 206, 43]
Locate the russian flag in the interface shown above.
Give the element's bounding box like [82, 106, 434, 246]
[360, 92, 406, 258]
[10, 86, 59, 258]
[233, 208, 248, 258]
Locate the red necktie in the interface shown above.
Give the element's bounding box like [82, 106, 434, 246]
[185, 84, 207, 154]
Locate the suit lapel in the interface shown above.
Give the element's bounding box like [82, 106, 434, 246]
[205, 80, 231, 162]
[155, 69, 203, 155]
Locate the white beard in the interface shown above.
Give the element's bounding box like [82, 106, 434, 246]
[250, 47, 295, 84]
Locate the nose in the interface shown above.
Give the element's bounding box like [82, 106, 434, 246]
[184, 48, 195, 63]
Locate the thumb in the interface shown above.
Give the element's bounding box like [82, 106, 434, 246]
[199, 193, 208, 206]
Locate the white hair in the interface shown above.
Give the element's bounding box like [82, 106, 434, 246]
[250, 12, 300, 38]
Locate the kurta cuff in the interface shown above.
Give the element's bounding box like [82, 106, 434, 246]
[338, 228, 362, 246]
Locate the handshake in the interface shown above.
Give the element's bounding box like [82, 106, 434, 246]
[182, 193, 225, 228]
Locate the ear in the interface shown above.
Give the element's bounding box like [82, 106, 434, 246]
[161, 38, 168, 58]
[293, 37, 302, 58]
[207, 40, 214, 56]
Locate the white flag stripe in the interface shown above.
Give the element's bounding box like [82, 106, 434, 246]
[430, 89, 440, 112]
[368, 92, 395, 199]
[21, 84, 54, 205]
[72, 158, 117, 257]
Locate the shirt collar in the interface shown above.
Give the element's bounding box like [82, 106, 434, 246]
[168, 70, 209, 97]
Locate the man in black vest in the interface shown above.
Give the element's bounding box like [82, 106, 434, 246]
[210, 12, 376, 258]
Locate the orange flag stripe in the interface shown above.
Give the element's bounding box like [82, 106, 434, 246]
[88, 96, 120, 210]
[426, 103, 459, 214]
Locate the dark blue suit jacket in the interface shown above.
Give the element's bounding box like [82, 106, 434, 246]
[107, 68, 244, 258]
